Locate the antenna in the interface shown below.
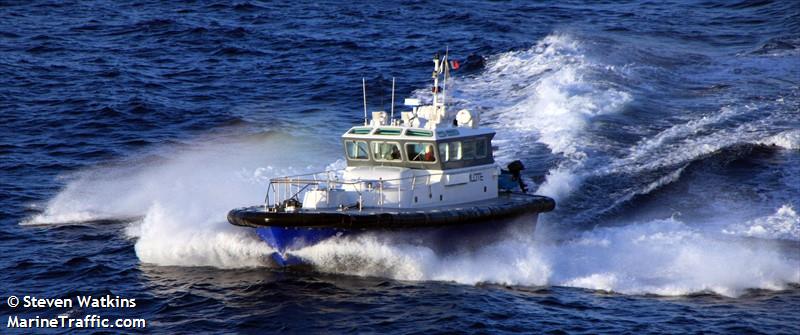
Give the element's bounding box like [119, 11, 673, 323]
[443, 47, 448, 112]
[432, 52, 440, 105]
[390, 77, 395, 121]
[362, 77, 367, 126]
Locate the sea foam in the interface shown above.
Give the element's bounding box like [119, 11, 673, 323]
[454, 33, 632, 201]
[292, 217, 799, 297]
[26, 132, 334, 268]
[723, 205, 800, 242]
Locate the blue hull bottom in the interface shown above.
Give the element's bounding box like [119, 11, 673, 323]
[256, 226, 344, 266]
[256, 226, 344, 252]
[255, 213, 539, 267]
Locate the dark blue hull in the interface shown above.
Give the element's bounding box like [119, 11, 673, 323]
[235, 193, 555, 266]
[254, 212, 540, 267]
[256, 226, 345, 266]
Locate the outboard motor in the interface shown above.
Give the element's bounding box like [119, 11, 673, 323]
[498, 160, 528, 193]
[507, 160, 528, 193]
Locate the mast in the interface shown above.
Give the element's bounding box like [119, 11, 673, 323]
[432, 52, 440, 106]
[390, 77, 396, 122]
[442, 48, 448, 114]
[362, 77, 367, 126]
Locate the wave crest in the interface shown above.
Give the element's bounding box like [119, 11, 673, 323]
[724, 205, 800, 241]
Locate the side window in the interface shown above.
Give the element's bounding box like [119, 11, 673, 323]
[462, 140, 476, 160]
[475, 138, 487, 158]
[372, 142, 402, 161]
[407, 143, 436, 162]
[345, 140, 369, 160]
[449, 142, 462, 160]
[438, 142, 449, 162]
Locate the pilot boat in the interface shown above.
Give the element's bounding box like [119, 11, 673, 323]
[228, 52, 555, 266]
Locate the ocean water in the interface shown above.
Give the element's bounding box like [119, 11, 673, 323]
[1, 0, 799, 333]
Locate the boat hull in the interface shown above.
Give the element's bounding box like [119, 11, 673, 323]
[255, 212, 541, 266]
[228, 193, 554, 266]
[228, 193, 554, 229]
[255, 226, 345, 266]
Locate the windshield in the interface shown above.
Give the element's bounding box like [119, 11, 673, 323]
[372, 142, 402, 161]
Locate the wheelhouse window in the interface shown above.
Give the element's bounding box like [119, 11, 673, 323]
[372, 141, 402, 161]
[449, 141, 462, 160]
[406, 129, 433, 137]
[348, 127, 372, 135]
[475, 138, 487, 158]
[439, 142, 461, 162]
[461, 140, 476, 160]
[345, 140, 369, 160]
[374, 128, 402, 135]
[439, 137, 489, 162]
[438, 142, 449, 162]
[406, 143, 436, 162]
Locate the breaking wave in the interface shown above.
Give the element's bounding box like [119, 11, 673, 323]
[450, 33, 797, 217]
[25, 131, 336, 268]
[724, 205, 800, 242]
[455, 33, 632, 201]
[757, 129, 800, 150]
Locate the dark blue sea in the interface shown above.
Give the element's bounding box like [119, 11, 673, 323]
[2, 0, 799, 333]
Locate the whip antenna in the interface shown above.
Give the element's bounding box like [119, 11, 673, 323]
[391, 77, 396, 121]
[362, 77, 367, 126]
[443, 47, 448, 111]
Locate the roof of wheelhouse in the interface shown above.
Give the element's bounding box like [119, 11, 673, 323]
[342, 125, 494, 141]
[345, 51, 494, 142]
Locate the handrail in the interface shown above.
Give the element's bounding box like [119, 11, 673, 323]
[266, 163, 492, 184]
[262, 165, 494, 208]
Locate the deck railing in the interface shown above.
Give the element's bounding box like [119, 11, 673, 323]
[263, 170, 438, 211]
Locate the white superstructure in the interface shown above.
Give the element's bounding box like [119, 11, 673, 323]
[268, 52, 502, 212]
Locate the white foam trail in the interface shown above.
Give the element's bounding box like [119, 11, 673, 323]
[619, 106, 742, 166]
[126, 202, 272, 268]
[292, 217, 799, 297]
[459, 36, 794, 206]
[24, 164, 157, 225]
[592, 165, 688, 219]
[604, 102, 797, 178]
[463, 34, 631, 158]
[292, 233, 552, 285]
[550, 219, 798, 296]
[757, 129, 800, 150]
[535, 162, 584, 201]
[591, 104, 796, 204]
[598, 105, 747, 178]
[723, 205, 800, 241]
[26, 131, 337, 268]
[453, 33, 631, 200]
[632, 118, 779, 172]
